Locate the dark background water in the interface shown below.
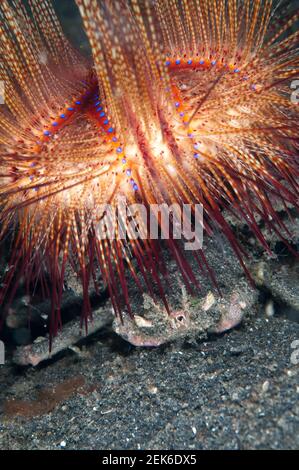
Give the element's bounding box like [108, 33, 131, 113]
[53, 0, 90, 55]
[52, 0, 299, 57]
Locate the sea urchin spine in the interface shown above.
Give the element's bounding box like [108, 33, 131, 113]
[0, 0, 298, 342]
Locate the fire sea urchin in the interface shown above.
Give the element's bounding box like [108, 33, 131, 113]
[0, 0, 298, 342]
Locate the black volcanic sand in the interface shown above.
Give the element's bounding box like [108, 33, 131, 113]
[0, 315, 298, 450]
[0, 210, 298, 450]
[0, 0, 298, 451]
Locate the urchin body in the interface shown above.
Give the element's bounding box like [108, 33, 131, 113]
[0, 0, 298, 343]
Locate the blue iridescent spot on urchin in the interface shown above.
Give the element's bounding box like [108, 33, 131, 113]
[52, 122, 58, 127]
[112, 136, 118, 142]
[96, 107, 103, 112]
[211, 60, 217, 66]
[194, 143, 199, 150]
[199, 60, 205, 65]
[187, 59, 192, 65]
[108, 127, 114, 133]
[95, 101, 101, 106]
[165, 60, 171, 66]
[251, 84, 257, 91]
[126, 169, 132, 176]
[179, 112, 185, 117]
[75, 101, 81, 105]
[30, 162, 36, 168]
[116, 147, 123, 153]
[60, 114, 66, 119]
[234, 68, 240, 73]
[100, 112, 105, 118]
[103, 119, 109, 125]
[122, 158, 126, 164]
[194, 153, 200, 159]
[175, 59, 181, 65]
[133, 183, 138, 191]
[175, 102, 180, 108]
[188, 133, 194, 138]
[43, 130, 50, 136]
[68, 107, 74, 111]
